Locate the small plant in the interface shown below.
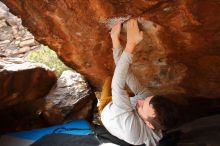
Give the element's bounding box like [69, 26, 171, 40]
[26, 45, 70, 77]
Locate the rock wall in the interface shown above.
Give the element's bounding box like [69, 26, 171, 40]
[0, 2, 40, 58]
[2, 0, 220, 99]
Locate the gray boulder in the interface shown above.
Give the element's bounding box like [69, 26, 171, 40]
[43, 70, 96, 124]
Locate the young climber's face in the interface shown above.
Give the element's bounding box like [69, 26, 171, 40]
[136, 96, 156, 129]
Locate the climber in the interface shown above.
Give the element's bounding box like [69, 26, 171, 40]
[99, 19, 180, 146]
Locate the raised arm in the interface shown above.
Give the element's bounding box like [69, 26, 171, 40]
[111, 19, 144, 109]
[110, 22, 123, 64]
[110, 22, 146, 96]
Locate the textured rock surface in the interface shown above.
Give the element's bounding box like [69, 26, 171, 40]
[0, 57, 56, 110]
[0, 2, 40, 58]
[43, 70, 96, 125]
[177, 115, 220, 146]
[2, 0, 220, 99]
[0, 58, 57, 132]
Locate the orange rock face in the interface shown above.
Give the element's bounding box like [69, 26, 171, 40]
[2, 0, 220, 98]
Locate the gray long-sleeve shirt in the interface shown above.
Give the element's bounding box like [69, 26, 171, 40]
[101, 47, 162, 146]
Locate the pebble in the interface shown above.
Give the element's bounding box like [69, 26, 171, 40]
[19, 39, 35, 47]
[19, 46, 31, 53]
[0, 40, 10, 44]
[0, 8, 8, 20]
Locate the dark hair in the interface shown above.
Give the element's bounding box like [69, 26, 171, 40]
[148, 95, 180, 130]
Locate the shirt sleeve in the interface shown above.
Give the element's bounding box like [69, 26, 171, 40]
[113, 47, 150, 98]
[111, 50, 133, 110]
[112, 47, 123, 65]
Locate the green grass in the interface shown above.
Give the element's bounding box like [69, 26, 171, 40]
[26, 45, 70, 77]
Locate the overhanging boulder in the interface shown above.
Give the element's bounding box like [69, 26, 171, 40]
[1, 0, 220, 99]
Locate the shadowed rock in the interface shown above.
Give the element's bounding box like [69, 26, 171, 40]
[43, 70, 96, 125]
[176, 115, 220, 146]
[0, 57, 56, 109]
[0, 57, 56, 132]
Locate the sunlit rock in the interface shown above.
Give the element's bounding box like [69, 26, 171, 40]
[0, 1, 40, 57]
